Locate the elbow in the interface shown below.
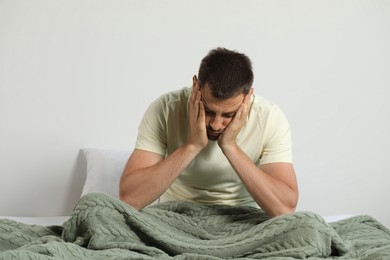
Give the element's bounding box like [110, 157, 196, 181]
[119, 189, 130, 206]
[269, 195, 299, 217]
[119, 179, 128, 203]
[269, 205, 296, 218]
[119, 192, 143, 211]
[119, 183, 143, 211]
[119, 190, 129, 204]
[283, 204, 297, 215]
[276, 189, 299, 216]
[284, 196, 298, 215]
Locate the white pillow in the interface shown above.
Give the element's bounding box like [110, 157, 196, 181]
[81, 148, 131, 198]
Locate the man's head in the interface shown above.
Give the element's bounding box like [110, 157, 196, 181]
[194, 48, 254, 141]
[197, 47, 254, 98]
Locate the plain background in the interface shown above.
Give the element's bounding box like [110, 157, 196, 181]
[1, 0, 389, 228]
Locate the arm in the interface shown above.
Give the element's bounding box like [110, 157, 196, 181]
[218, 90, 298, 217]
[120, 144, 202, 210]
[120, 79, 208, 210]
[221, 144, 298, 217]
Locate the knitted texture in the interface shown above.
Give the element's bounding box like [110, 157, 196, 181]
[1, 192, 389, 259]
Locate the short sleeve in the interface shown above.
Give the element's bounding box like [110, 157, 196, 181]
[134, 98, 167, 156]
[259, 106, 293, 165]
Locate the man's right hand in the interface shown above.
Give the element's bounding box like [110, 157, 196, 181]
[120, 78, 208, 210]
[187, 76, 208, 152]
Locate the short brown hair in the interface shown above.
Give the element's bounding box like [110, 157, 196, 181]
[198, 47, 254, 98]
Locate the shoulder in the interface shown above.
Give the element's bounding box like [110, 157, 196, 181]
[156, 87, 191, 106]
[145, 87, 191, 115]
[250, 94, 286, 120]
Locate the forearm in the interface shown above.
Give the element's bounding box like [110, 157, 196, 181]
[120, 144, 201, 210]
[222, 145, 298, 217]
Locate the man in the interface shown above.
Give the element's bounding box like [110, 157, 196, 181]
[120, 47, 298, 217]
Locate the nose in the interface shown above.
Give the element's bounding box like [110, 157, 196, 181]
[209, 115, 224, 132]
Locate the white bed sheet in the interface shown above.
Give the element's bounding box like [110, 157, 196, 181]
[323, 214, 355, 223]
[0, 216, 70, 226]
[1, 215, 354, 226]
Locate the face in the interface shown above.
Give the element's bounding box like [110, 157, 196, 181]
[200, 83, 245, 141]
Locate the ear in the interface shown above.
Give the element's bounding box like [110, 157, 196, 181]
[243, 88, 254, 103]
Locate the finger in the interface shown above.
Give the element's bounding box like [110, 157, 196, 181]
[191, 85, 198, 103]
[239, 89, 253, 117]
[194, 90, 201, 118]
[233, 100, 249, 123]
[198, 98, 205, 122]
[235, 104, 245, 120]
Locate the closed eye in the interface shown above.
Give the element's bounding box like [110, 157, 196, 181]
[223, 113, 236, 118]
[203, 103, 237, 118]
[205, 107, 215, 116]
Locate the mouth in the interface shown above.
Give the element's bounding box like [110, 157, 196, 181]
[207, 131, 221, 141]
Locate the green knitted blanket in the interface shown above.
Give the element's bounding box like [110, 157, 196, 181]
[1, 193, 389, 259]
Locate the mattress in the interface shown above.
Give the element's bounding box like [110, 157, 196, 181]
[0, 216, 70, 226]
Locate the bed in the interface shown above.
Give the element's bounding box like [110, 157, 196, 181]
[1, 149, 389, 259]
[0, 214, 355, 227]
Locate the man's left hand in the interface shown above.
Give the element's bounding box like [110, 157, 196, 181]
[218, 88, 253, 151]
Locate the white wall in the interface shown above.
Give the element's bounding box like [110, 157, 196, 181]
[1, 0, 389, 227]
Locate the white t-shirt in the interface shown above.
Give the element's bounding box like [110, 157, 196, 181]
[135, 87, 292, 207]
